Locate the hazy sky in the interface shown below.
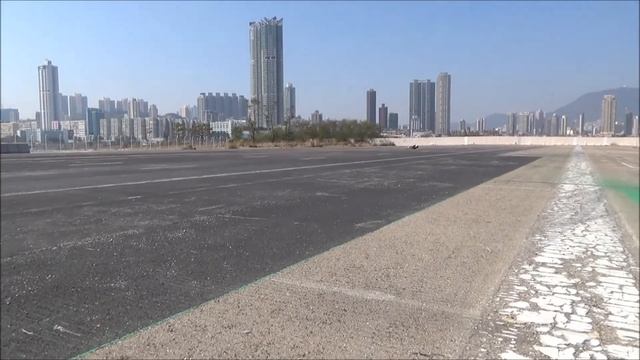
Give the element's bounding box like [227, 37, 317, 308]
[1, 1, 638, 124]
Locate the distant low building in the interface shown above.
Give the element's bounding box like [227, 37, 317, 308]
[62, 120, 86, 140]
[1, 122, 20, 138]
[210, 119, 246, 137]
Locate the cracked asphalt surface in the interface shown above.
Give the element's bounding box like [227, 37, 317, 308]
[1, 146, 535, 359]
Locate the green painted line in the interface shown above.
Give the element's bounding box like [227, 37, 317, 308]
[601, 179, 640, 205]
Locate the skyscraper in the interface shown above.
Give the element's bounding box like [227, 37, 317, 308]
[68, 93, 88, 121]
[284, 83, 296, 120]
[506, 112, 517, 135]
[0, 109, 19, 123]
[180, 105, 190, 119]
[388, 113, 399, 130]
[578, 113, 585, 136]
[231, 93, 239, 118]
[38, 60, 61, 130]
[129, 98, 139, 118]
[86, 108, 104, 138]
[436, 72, 451, 136]
[536, 109, 545, 135]
[239, 96, 248, 119]
[560, 115, 568, 136]
[197, 93, 206, 122]
[99, 97, 115, 115]
[250, 17, 284, 129]
[311, 110, 323, 123]
[476, 117, 485, 133]
[149, 104, 158, 119]
[517, 112, 532, 135]
[366, 89, 376, 125]
[550, 113, 559, 136]
[459, 119, 467, 134]
[409, 80, 435, 132]
[624, 111, 634, 136]
[601, 95, 616, 136]
[58, 94, 69, 120]
[378, 104, 388, 130]
[117, 98, 129, 116]
[223, 93, 231, 120]
[632, 115, 639, 136]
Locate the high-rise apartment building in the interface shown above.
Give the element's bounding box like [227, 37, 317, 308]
[149, 104, 158, 119]
[223, 93, 232, 120]
[436, 72, 451, 136]
[38, 60, 61, 130]
[536, 109, 545, 135]
[69, 93, 88, 121]
[516, 112, 532, 135]
[197, 92, 248, 122]
[409, 80, 435, 132]
[632, 115, 639, 136]
[476, 117, 485, 133]
[129, 98, 140, 118]
[378, 104, 388, 130]
[459, 119, 467, 134]
[138, 100, 149, 117]
[366, 89, 376, 125]
[550, 113, 559, 136]
[311, 110, 323, 123]
[0, 109, 20, 123]
[86, 108, 104, 138]
[624, 111, 634, 136]
[388, 113, 399, 130]
[99, 97, 115, 115]
[117, 98, 129, 116]
[578, 113, 585, 136]
[284, 82, 296, 120]
[250, 17, 284, 128]
[239, 96, 248, 119]
[58, 94, 69, 120]
[560, 115, 568, 136]
[180, 105, 190, 119]
[506, 113, 517, 136]
[601, 95, 616, 136]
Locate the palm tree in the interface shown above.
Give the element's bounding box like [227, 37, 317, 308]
[174, 122, 186, 145]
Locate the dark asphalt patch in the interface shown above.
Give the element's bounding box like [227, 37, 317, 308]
[1, 147, 537, 359]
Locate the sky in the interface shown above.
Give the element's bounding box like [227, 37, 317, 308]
[1, 1, 638, 124]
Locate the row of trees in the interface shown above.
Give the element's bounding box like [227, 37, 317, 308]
[232, 119, 380, 144]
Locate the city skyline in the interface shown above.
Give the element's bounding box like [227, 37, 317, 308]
[1, 1, 638, 123]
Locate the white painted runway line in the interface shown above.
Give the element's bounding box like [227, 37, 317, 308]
[619, 161, 638, 169]
[1, 149, 499, 197]
[478, 147, 639, 360]
[69, 162, 124, 167]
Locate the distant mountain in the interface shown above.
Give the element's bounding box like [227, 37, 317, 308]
[552, 87, 638, 125]
[483, 87, 639, 129]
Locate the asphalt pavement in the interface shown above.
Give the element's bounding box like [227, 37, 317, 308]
[1, 146, 536, 359]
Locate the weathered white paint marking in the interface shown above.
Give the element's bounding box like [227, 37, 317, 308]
[478, 147, 639, 360]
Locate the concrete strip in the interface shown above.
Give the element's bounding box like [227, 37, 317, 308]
[387, 136, 640, 147]
[86, 147, 571, 359]
[465, 147, 639, 360]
